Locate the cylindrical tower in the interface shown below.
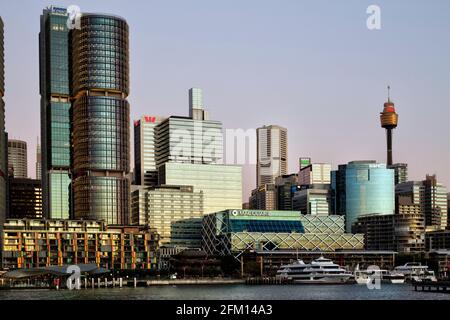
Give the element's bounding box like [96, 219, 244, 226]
[71, 13, 130, 225]
[380, 87, 398, 166]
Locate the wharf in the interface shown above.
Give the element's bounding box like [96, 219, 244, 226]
[412, 280, 450, 293]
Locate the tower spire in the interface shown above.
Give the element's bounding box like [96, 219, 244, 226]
[387, 85, 391, 103]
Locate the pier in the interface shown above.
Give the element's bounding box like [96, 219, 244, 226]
[413, 280, 450, 294]
[245, 277, 293, 285]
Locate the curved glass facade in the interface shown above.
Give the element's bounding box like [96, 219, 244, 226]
[71, 14, 130, 224]
[72, 96, 129, 172]
[332, 161, 395, 232]
[71, 14, 129, 95]
[73, 176, 129, 223]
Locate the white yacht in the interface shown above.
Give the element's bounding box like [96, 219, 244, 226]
[354, 265, 405, 284]
[276, 256, 353, 284]
[393, 262, 437, 282]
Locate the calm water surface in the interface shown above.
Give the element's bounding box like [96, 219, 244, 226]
[0, 284, 449, 300]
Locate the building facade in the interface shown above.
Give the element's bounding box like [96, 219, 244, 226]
[256, 125, 287, 186]
[275, 174, 299, 211]
[1, 219, 159, 270]
[39, 7, 72, 220]
[159, 162, 242, 215]
[133, 115, 165, 186]
[202, 209, 364, 259]
[298, 163, 331, 186]
[388, 163, 408, 185]
[0, 17, 6, 233]
[8, 178, 43, 219]
[293, 184, 331, 216]
[7, 139, 27, 178]
[249, 184, 277, 210]
[331, 161, 395, 232]
[131, 185, 204, 248]
[396, 175, 448, 231]
[71, 13, 131, 225]
[35, 139, 41, 180]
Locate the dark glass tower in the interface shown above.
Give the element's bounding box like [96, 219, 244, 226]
[71, 13, 130, 225]
[39, 7, 72, 219]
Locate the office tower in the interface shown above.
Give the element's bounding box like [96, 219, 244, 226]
[388, 163, 408, 185]
[39, 7, 71, 219]
[331, 161, 395, 232]
[134, 116, 165, 186]
[298, 163, 331, 186]
[396, 175, 448, 231]
[380, 86, 398, 166]
[159, 162, 242, 215]
[293, 184, 331, 216]
[256, 125, 287, 186]
[8, 139, 28, 178]
[71, 13, 131, 225]
[131, 185, 204, 247]
[35, 138, 41, 180]
[249, 184, 277, 210]
[189, 87, 208, 120]
[448, 193, 450, 228]
[8, 178, 42, 219]
[275, 174, 299, 211]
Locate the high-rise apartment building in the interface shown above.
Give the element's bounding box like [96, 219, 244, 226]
[298, 163, 331, 186]
[71, 13, 131, 225]
[39, 7, 71, 219]
[134, 116, 165, 186]
[396, 175, 448, 231]
[256, 125, 287, 186]
[8, 139, 27, 178]
[388, 163, 408, 185]
[331, 161, 395, 232]
[36, 139, 41, 180]
[0, 17, 7, 229]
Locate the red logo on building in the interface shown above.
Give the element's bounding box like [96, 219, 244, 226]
[144, 116, 156, 123]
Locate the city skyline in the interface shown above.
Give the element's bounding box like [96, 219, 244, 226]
[1, 1, 450, 199]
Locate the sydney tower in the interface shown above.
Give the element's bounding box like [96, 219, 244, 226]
[380, 86, 398, 166]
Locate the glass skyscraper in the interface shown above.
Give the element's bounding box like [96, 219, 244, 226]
[39, 7, 72, 219]
[0, 17, 7, 237]
[71, 13, 130, 225]
[331, 161, 395, 232]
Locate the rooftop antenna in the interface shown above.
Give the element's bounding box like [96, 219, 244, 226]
[387, 85, 391, 103]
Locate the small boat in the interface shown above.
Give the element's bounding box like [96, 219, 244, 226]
[276, 256, 353, 284]
[393, 262, 437, 282]
[353, 265, 405, 284]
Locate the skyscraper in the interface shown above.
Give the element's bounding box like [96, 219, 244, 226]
[331, 161, 395, 232]
[36, 138, 41, 180]
[189, 87, 208, 120]
[298, 163, 331, 186]
[71, 13, 131, 225]
[7, 139, 27, 178]
[380, 86, 398, 166]
[39, 6, 71, 219]
[0, 17, 7, 227]
[388, 163, 408, 185]
[134, 116, 165, 186]
[256, 125, 287, 186]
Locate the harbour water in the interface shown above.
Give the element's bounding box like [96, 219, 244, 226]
[0, 283, 449, 300]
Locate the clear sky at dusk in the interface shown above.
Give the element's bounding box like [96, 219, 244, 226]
[1, 0, 450, 199]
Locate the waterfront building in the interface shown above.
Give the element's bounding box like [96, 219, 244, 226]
[8, 178, 43, 219]
[8, 139, 27, 178]
[249, 184, 277, 210]
[396, 175, 448, 231]
[298, 163, 331, 186]
[1, 219, 159, 270]
[131, 185, 204, 248]
[293, 184, 331, 216]
[256, 125, 287, 186]
[35, 139, 41, 180]
[158, 162, 242, 215]
[275, 174, 299, 211]
[380, 86, 399, 166]
[388, 163, 408, 185]
[39, 7, 72, 219]
[134, 115, 165, 186]
[202, 209, 364, 259]
[331, 161, 395, 232]
[71, 12, 131, 224]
